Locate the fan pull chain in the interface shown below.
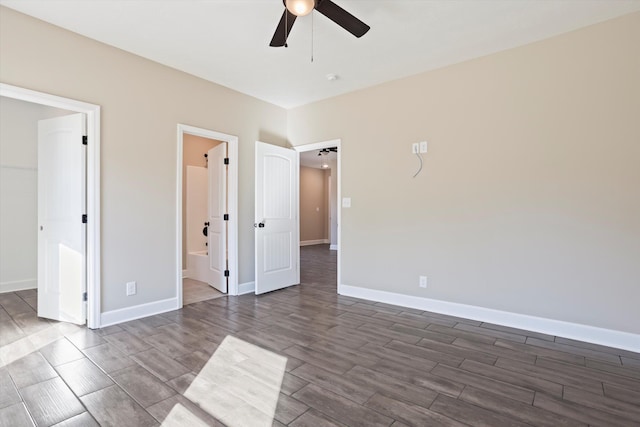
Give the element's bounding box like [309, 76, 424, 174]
[311, 10, 314, 62]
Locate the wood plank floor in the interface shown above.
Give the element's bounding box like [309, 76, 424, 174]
[1, 244, 639, 426]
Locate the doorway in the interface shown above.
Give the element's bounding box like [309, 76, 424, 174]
[0, 83, 101, 328]
[295, 140, 341, 290]
[176, 125, 238, 305]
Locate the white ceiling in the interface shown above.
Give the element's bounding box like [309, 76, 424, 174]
[2, 0, 639, 108]
[300, 149, 337, 169]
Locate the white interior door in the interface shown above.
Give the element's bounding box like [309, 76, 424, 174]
[37, 113, 86, 324]
[207, 143, 228, 293]
[255, 141, 300, 295]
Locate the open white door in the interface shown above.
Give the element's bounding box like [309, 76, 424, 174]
[207, 143, 228, 293]
[37, 113, 86, 324]
[255, 141, 300, 295]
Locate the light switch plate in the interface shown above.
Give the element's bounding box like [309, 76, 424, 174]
[342, 197, 351, 208]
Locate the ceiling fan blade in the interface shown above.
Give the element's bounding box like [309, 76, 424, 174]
[270, 9, 298, 47]
[315, 0, 370, 38]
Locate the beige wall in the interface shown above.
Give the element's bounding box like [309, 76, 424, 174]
[288, 12, 640, 334]
[300, 166, 328, 242]
[181, 134, 221, 266]
[0, 6, 287, 312]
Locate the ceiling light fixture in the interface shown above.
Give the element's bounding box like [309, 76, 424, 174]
[285, 0, 315, 17]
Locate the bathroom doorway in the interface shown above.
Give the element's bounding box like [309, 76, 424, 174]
[176, 125, 238, 306]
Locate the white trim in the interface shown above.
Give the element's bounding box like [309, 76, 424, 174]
[0, 83, 101, 329]
[100, 297, 178, 327]
[300, 239, 330, 246]
[338, 284, 640, 353]
[238, 281, 255, 295]
[0, 279, 37, 293]
[176, 125, 239, 304]
[294, 139, 342, 290]
[329, 244, 338, 251]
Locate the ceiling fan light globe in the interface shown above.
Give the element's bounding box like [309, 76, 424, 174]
[285, 0, 315, 17]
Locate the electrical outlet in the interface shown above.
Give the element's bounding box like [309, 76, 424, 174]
[126, 281, 137, 296]
[419, 141, 428, 153]
[419, 276, 428, 288]
[412, 143, 419, 154]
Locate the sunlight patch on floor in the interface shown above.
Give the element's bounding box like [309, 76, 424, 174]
[165, 335, 287, 427]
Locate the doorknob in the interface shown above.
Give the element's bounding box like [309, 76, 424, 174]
[254, 220, 266, 228]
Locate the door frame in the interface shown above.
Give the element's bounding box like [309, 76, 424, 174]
[0, 83, 101, 329]
[176, 124, 238, 303]
[293, 139, 341, 289]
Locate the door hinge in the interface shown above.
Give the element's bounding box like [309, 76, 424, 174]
[223, 214, 229, 221]
[224, 158, 229, 165]
[83, 292, 87, 301]
[82, 214, 88, 224]
[82, 136, 88, 145]
[224, 270, 230, 277]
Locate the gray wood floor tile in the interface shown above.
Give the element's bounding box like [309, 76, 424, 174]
[56, 357, 114, 396]
[111, 365, 176, 408]
[533, 391, 636, 426]
[293, 384, 394, 427]
[10, 312, 52, 335]
[431, 364, 535, 404]
[289, 409, 347, 427]
[103, 331, 152, 355]
[385, 339, 465, 367]
[364, 393, 466, 427]
[7, 351, 58, 389]
[0, 317, 24, 346]
[480, 321, 555, 341]
[358, 343, 439, 372]
[0, 368, 21, 410]
[0, 402, 34, 427]
[430, 394, 531, 427]
[65, 329, 105, 350]
[526, 337, 623, 364]
[39, 338, 85, 367]
[622, 356, 640, 368]
[83, 343, 136, 373]
[281, 372, 309, 396]
[356, 323, 421, 344]
[51, 412, 99, 427]
[345, 365, 438, 407]
[130, 348, 190, 382]
[454, 322, 528, 343]
[363, 357, 465, 397]
[451, 337, 537, 364]
[290, 363, 376, 404]
[536, 357, 640, 392]
[586, 358, 640, 380]
[603, 382, 640, 406]
[495, 357, 604, 394]
[146, 394, 225, 426]
[417, 337, 502, 365]
[284, 345, 355, 375]
[494, 337, 586, 365]
[555, 336, 640, 360]
[142, 332, 200, 358]
[389, 323, 457, 344]
[426, 323, 497, 344]
[274, 393, 309, 424]
[81, 385, 159, 426]
[20, 377, 84, 426]
[460, 359, 563, 397]
[563, 385, 640, 422]
[459, 386, 585, 427]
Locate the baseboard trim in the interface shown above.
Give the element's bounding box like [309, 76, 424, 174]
[329, 244, 338, 251]
[0, 279, 37, 293]
[300, 239, 329, 247]
[338, 284, 640, 353]
[100, 297, 178, 327]
[238, 281, 255, 295]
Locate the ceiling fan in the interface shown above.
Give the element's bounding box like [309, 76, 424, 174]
[270, 0, 370, 47]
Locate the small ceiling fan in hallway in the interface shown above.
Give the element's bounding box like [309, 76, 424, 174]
[270, 0, 371, 47]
